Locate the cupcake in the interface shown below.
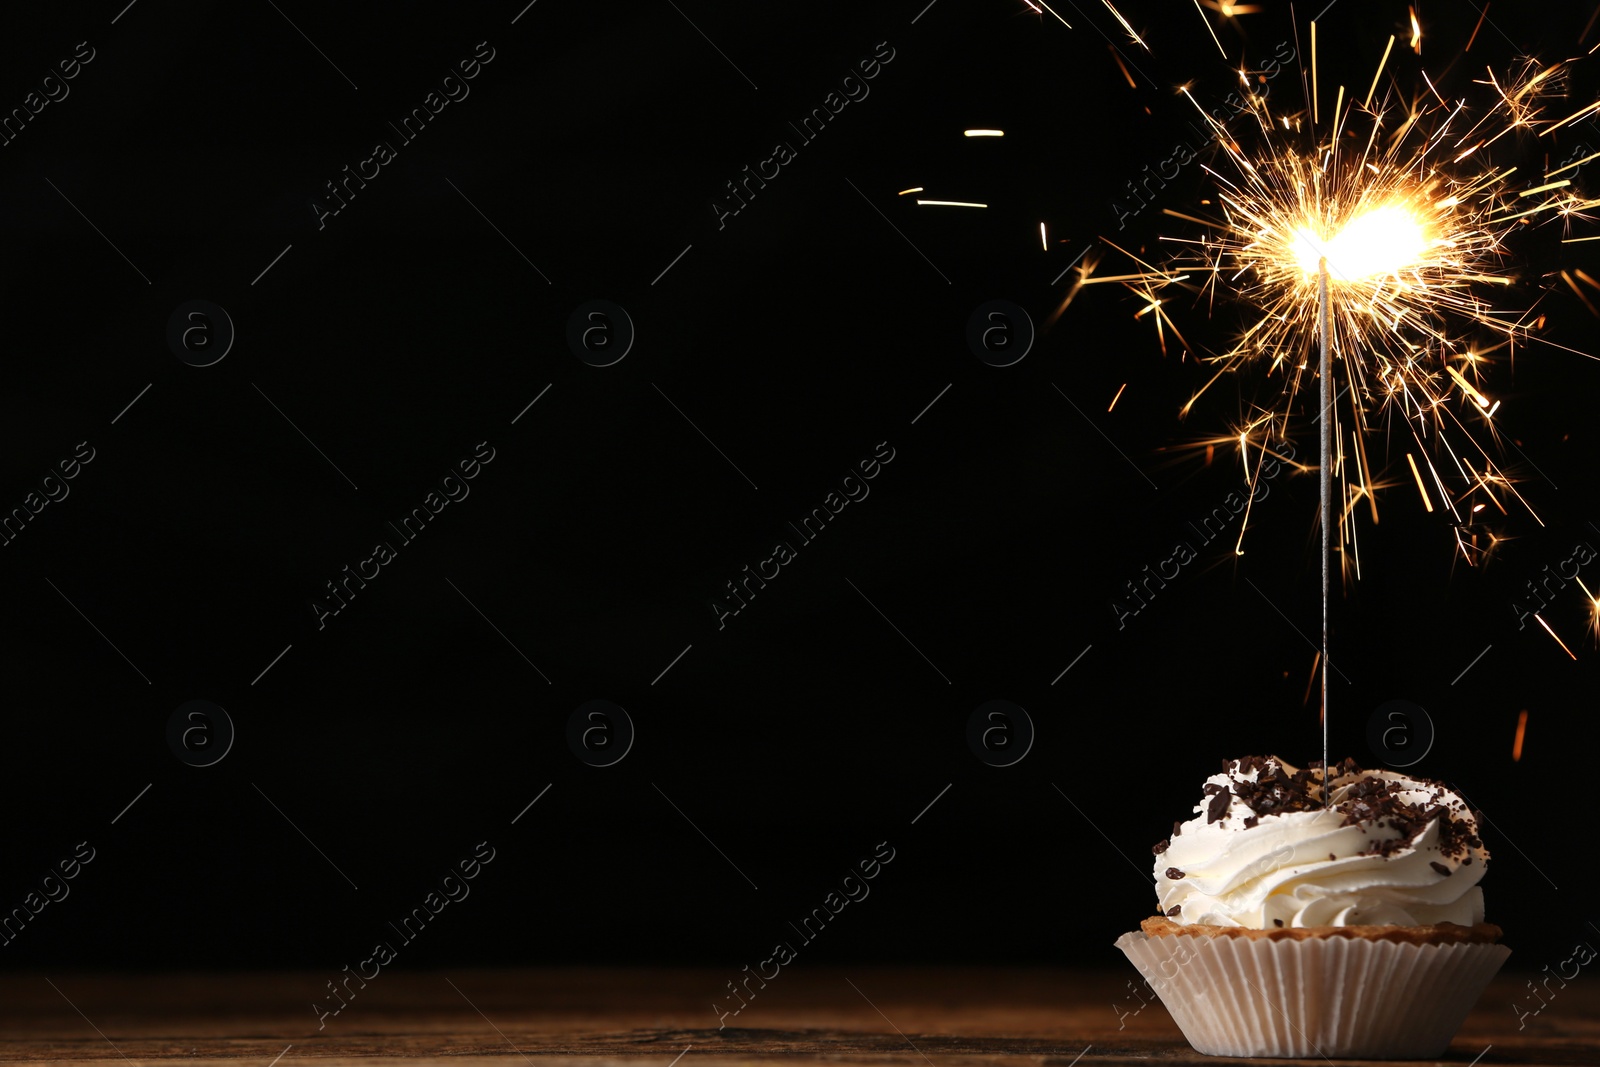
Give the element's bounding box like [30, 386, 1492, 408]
[1115, 755, 1509, 1058]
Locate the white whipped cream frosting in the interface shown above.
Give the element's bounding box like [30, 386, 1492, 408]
[1153, 756, 1489, 929]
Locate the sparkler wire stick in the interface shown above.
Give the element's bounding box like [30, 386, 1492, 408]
[1319, 257, 1331, 808]
[1076, 19, 1600, 768]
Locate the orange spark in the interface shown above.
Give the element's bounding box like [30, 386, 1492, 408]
[1108, 44, 1137, 89]
[1467, 4, 1489, 52]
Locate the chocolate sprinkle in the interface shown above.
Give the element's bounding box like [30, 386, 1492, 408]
[1153, 838, 1170, 855]
[1166, 904, 1182, 916]
[1431, 861, 1452, 876]
[1197, 756, 1485, 863]
[1273, 919, 1284, 928]
[1165, 867, 1186, 880]
[1226, 756, 1324, 816]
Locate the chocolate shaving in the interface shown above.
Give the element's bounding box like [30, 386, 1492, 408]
[1228, 758, 1322, 817]
[1273, 918, 1284, 927]
[1165, 867, 1186, 880]
[1153, 838, 1170, 855]
[1168, 758, 1486, 884]
[1430, 861, 1452, 876]
[1166, 904, 1181, 916]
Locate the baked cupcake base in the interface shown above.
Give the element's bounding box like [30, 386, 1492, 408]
[1140, 914, 1503, 944]
[1117, 919, 1510, 1059]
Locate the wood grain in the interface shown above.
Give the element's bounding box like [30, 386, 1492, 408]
[0, 968, 1589, 1066]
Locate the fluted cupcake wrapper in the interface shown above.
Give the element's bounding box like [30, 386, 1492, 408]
[1115, 929, 1510, 1059]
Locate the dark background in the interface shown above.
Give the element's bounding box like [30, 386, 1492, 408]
[0, 0, 1595, 981]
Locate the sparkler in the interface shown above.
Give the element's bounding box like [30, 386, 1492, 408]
[1084, 32, 1593, 566]
[1315, 218, 1430, 797]
[1063, 7, 1600, 788]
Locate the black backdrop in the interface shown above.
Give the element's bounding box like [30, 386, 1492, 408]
[1, 0, 1596, 978]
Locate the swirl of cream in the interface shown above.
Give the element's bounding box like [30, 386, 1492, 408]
[1152, 756, 1489, 928]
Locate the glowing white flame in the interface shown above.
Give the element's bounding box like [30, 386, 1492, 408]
[1290, 204, 1431, 282]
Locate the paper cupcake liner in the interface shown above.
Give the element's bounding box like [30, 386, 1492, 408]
[1115, 929, 1510, 1058]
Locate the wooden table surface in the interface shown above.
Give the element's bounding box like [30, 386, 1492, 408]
[0, 968, 1589, 1066]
